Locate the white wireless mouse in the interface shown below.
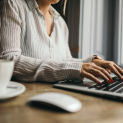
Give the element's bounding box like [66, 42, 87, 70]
[29, 92, 82, 112]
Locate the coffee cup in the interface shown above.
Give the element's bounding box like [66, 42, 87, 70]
[0, 60, 14, 95]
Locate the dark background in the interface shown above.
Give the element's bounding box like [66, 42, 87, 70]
[52, 0, 68, 22]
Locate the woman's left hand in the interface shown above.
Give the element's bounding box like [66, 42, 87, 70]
[92, 59, 123, 80]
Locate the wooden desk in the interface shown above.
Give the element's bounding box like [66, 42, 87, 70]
[0, 81, 123, 123]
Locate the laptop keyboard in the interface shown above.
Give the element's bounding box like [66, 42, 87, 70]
[89, 76, 123, 93]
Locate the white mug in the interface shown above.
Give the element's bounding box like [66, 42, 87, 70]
[0, 60, 14, 95]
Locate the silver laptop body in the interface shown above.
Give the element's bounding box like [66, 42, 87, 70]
[54, 73, 123, 100]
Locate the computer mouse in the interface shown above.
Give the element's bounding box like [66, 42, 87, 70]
[29, 92, 82, 112]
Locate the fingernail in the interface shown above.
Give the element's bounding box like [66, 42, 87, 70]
[121, 77, 123, 80]
[108, 80, 111, 83]
[98, 81, 102, 84]
[108, 71, 110, 74]
[111, 79, 114, 83]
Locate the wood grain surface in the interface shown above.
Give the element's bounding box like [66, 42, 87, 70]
[0, 81, 123, 123]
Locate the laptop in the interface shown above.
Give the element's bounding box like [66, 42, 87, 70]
[54, 73, 123, 100]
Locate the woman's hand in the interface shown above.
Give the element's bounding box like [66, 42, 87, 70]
[92, 59, 123, 80]
[80, 62, 113, 84]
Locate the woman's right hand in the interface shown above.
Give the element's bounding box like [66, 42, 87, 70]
[80, 63, 113, 84]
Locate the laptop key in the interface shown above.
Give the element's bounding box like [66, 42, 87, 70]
[103, 81, 121, 91]
[112, 76, 121, 81]
[117, 87, 123, 93]
[89, 83, 105, 89]
[110, 82, 123, 92]
[96, 84, 107, 90]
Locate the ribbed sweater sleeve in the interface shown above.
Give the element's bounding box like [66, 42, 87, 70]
[0, 0, 93, 82]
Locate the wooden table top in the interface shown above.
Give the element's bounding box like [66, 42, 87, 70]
[0, 81, 123, 123]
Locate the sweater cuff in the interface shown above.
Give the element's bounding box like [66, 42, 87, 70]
[62, 61, 83, 81]
[82, 55, 94, 63]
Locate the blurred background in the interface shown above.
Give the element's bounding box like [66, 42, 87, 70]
[53, 0, 123, 68]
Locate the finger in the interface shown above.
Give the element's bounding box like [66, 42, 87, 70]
[91, 69, 111, 84]
[93, 66, 112, 83]
[108, 63, 123, 80]
[106, 68, 111, 74]
[83, 71, 102, 84]
[113, 64, 123, 76]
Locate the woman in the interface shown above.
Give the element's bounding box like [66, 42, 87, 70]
[0, 0, 123, 84]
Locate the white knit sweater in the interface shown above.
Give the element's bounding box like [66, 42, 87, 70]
[0, 0, 93, 82]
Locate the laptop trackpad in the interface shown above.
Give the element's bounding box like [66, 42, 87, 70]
[57, 80, 96, 88]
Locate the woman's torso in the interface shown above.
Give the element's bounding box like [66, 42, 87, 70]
[0, 0, 69, 61]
